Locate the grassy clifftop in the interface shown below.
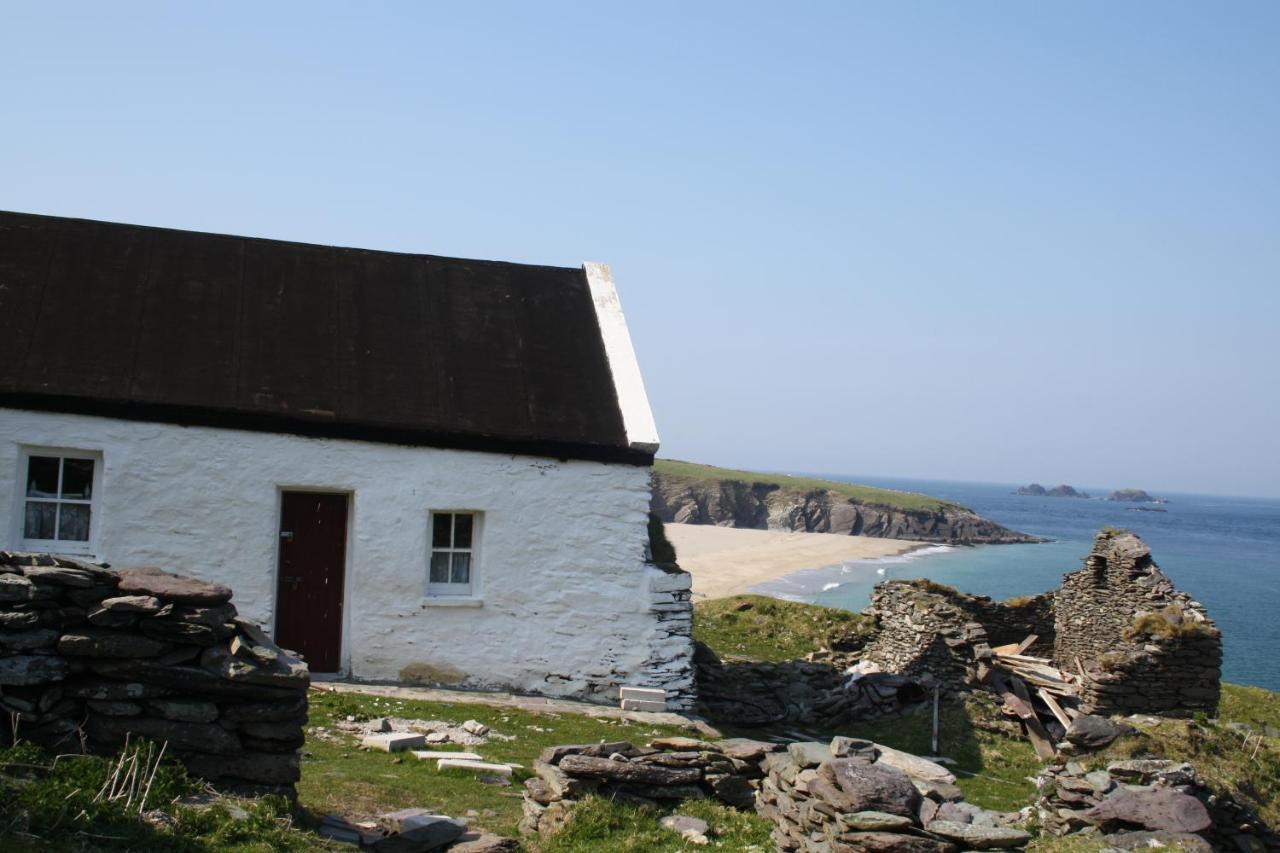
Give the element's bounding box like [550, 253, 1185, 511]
[654, 458, 958, 512]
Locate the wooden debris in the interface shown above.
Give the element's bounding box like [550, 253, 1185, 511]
[1037, 688, 1073, 729]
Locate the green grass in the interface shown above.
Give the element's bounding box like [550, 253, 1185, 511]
[823, 694, 1043, 812]
[537, 796, 773, 852]
[1088, 683, 1280, 828]
[693, 594, 873, 661]
[0, 740, 327, 851]
[654, 459, 959, 512]
[301, 689, 695, 839]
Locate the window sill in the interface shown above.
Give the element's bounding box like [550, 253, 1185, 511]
[421, 597, 484, 608]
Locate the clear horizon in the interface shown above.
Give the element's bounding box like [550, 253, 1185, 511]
[3, 3, 1277, 498]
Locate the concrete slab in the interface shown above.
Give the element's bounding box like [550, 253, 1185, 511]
[437, 758, 515, 776]
[620, 698, 667, 712]
[362, 732, 426, 752]
[619, 686, 667, 703]
[412, 750, 483, 762]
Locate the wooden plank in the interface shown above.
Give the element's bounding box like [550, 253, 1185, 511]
[1008, 676, 1058, 760]
[991, 643, 1020, 655]
[994, 653, 1057, 666]
[1015, 634, 1039, 654]
[996, 666, 1078, 693]
[1038, 688, 1073, 729]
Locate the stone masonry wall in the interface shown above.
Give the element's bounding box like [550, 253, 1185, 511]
[861, 581, 1056, 691]
[862, 530, 1221, 718]
[637, 566, 696, 711]
[0, 552, 309, 794]
[1055, 530, 1221, 717]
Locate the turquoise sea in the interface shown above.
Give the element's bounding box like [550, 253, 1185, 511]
[753, 477, 1280, 692]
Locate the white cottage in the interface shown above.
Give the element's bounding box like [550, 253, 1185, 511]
[0, 211, 694, 709]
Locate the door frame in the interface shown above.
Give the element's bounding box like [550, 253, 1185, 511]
[272, 485, 355, 676]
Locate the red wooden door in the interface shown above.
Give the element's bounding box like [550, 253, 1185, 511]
[276, 491, 348, 672]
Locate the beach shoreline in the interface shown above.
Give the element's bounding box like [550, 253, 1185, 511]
[664, 522, 931, 601]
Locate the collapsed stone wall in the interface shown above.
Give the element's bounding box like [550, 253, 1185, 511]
[0, 552, 309, 793]
[861, 581, 1055, 690]
[1056, 530, 1221, 716]
[861, 529, 1222, 718]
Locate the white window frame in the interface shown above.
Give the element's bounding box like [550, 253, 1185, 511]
[16, 447, 103, 556]
[427, 510, 481, 598]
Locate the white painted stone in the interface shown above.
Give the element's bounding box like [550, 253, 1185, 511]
[437, 758, 513, 776]
[620, 698, 668, 712]
[620, 686, 667, 703]
[411, 751, 483, 762]
[362, 733, 426, 752]
[582, 263, 660, 453]
[0, 408, 692, 705]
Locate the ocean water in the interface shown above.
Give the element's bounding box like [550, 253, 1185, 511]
[754, 477, 1280, 691]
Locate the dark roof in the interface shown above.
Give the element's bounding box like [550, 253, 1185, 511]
[0, 210, 649, 464]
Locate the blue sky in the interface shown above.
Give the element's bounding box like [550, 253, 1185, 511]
[3, 3, 1277, 496]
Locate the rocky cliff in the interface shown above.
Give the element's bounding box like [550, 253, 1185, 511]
[651, 467, 1041, 545]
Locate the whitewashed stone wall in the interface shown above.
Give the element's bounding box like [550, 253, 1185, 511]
[0, 407, 694, 707]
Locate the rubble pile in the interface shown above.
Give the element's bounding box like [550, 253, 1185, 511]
[519, 736, 780, 835]
[756, 736, 1033, 852]
[1036, 759, 1278, 851]
[0, 552, 308, 793]
[319, 808, 517, 852]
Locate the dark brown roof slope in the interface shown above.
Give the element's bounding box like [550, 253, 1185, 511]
[0, 211, 646, 464]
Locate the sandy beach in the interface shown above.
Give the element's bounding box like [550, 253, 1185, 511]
[664, 523, 924, 600]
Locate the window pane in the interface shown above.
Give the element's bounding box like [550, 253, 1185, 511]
[58, 504, 91, 541]
[432, 513, 453, 548]
[24, 501, 56, 539]
[450, 552, 471, 585]
[26, 456, 60, 498]
[429, 551, 451, 583]
[453, 514, 473, 549]
[61, 458, 94, 499]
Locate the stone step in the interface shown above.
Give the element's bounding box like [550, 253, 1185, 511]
[620, 698, 667, 712]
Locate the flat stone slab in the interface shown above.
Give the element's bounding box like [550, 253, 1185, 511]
[844, 811, 915, 831]
[437, 758, 514, 776]
[925, 820, 1031, 849]
[412, 750, 483, 762]
[362, 733, 425, 752]
[116, 566, 232, 605]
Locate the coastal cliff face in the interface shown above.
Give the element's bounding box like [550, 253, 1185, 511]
[651, 473, 1041, 545]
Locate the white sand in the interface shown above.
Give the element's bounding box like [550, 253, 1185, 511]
[664, 523, 923, 600]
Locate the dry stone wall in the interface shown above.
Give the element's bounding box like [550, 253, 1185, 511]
[860, 530, 1222, 718]
[1055, 530, 1221, 717]
[0, 552, 309, 793]
[861, 581, 1055, 691]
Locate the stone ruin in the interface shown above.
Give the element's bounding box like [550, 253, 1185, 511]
[1054, 530, 1221, 717]
[0, 551, 309, 794]
[758, 736, 1032, 852]
[860, 528, 1221, 717]
[520, 735, 778, 837]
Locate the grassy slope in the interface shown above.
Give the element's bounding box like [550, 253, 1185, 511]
[694, 596, 1280, 836]
[654, 458, 959, 512]
[693, 594, 874, 661]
